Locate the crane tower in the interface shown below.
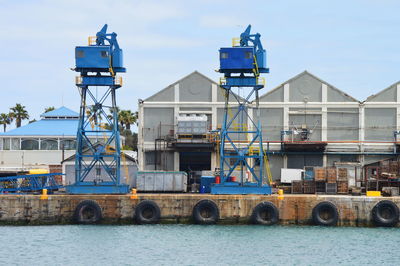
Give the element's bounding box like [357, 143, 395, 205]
[66, 25, 129, 194]
[211, 25, 272, 194]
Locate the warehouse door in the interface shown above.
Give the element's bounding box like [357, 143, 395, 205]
[287, 154, 323, 169]
[179, 152, 211, 172]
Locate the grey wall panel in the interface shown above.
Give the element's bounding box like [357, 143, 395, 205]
[268, 155, 284, 180]
[363, 155, 395, 165]
[146, 85, 174, 102]
[259, 108, 283, 141]
[287, 154, 323, 169]
[364, 108, 396, 141]
[143, 108, 174, 141]
[179, 72, 212, 102]
[144, 151, 174, 171]
[289, 73, 322, 102]
[367, 85, 396, 102]
[327, 108, 359, 140]
[260, 86, 284, 102]
[289, 114, 322, 141]
[180, 107, 212, 111]
[327, 155, 359, 166]
[327, 86, 356, 102]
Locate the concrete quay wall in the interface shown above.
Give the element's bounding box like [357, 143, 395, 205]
[0, 194, 399, 227]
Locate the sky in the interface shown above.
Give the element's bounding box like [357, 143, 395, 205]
[0, 0, 399, 128]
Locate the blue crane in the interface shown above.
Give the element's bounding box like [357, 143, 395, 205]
[66, 24, 129, 194]
[211, 25, 272, 194]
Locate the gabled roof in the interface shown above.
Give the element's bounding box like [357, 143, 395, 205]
[40, 106, 79, 118]
[259, 70, 359, 102]
[145, 71, 217, 101]
[364, 80, 400, 102]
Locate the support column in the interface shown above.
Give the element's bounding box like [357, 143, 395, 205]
[138, 102, 145, 170]
[283, 83, 289, 131]
[397, 84, 400, 131]
[321, 84, 328, 141]
[174, 151, 179, 171]
[212, 83, 218, 130]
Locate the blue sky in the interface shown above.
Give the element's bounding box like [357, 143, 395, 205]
[0, 0, 399, 128]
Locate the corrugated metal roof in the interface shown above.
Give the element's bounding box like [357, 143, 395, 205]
[0, 119, 79, 136]
[40, 106, 79, 118]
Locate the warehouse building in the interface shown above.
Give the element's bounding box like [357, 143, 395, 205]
[138, 70, 400, 180]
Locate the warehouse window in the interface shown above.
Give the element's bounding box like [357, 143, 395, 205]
[61, 139, 76, 150]
[221, 52, 229, 59]
[76, 50, 85, 58]
[21, 139, 38, 150]
[2, 138, 10, 150]
[11, 138, 20, 150]
[40, 138, 58, 150]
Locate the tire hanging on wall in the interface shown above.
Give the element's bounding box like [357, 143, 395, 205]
[73, 200, 103, 224]
[372, 200, 399, 227]
[192, 199, 219, 225]
[250, 202, 279, 225]
[312, 201, 338, 226]
[134, 200, 161, 224]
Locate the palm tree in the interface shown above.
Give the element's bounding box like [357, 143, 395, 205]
[44, 106, 55, 113]
[0, 113, 12, 132]
[10, 104, 29, 128]
[119, 110, 136, 130]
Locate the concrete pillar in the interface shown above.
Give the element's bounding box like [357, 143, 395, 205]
[359, 104, 365, 154]
[323, 154, 327, 167]
[397, 84, 400, 131]
[283, 83, 290, 131]
[174, 151, 179, 171]
[138, 102, 145, 170]
[321, 84, 328, 141]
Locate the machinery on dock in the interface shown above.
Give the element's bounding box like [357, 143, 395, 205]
[66, 24, 129, 194]
[211, 25, 272, 194]
[0, 170, 63, 194]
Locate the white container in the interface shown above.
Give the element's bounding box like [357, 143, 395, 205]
[281, 168, 304, 183]
[136, 171, 188, 192]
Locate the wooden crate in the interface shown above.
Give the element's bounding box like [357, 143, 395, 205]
[338, 168, 348, 180]
[337, 180, 349, 194]
[326, 183, 337, 194]
[314, 168, 326, 181]
[303, 181, 315, 194]
[326, 167, 337, 183]
[315, 181, 326, 193]
[49, 164, 63, 185]
[291, 180, 303, 194]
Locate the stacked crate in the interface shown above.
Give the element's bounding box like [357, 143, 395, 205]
[291, 180, 303, 194]
[314, 167, 326, 193]
[325, 167, 337, 194]
[337, 168, 349, 194]
[303, 180, 316, 194]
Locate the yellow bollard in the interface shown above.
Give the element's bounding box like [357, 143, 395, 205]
[130, 188, 138, 199]
[277, 189, 284, 200]
[40, 189, 48, 200]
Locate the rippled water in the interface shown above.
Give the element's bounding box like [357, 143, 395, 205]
[0, 225, 399, 265]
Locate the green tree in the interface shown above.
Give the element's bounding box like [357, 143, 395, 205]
[118, 110, 137, 130]
[44, 106, 55, 113]
[10, 104, 29, 128]
[0, 113, 12, 132]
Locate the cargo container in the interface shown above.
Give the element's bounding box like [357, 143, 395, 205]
[136, 171, 188, 192]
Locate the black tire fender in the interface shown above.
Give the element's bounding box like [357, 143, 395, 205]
[250, 201, 279, 225]
[192, 199, 219, 225]
[134, 200, 161, 224]
[73, 200, 102, 224]
[312, 201, 338, 226]
[372, 200, 399, 227]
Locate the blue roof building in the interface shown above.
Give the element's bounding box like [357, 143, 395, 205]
[0, 107, 80, 151]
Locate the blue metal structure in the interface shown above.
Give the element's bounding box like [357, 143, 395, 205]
[66, 24, 129, 194]
[211, 25, 272, 194]
[0, 173, 63, 193]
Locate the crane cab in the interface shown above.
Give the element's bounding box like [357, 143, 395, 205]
[219, 47, 268, 74]
[75, 46, 125, 73]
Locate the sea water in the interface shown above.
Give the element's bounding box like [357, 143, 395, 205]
[0, 225, 399, 265]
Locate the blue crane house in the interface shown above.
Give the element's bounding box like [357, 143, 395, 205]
[211, 25, 272, 194]
[66, 24, 129, 194]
